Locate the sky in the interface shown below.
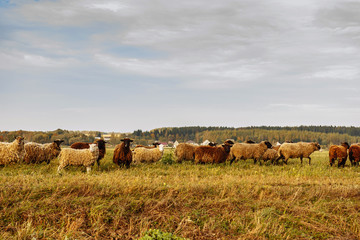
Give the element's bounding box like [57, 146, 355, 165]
[1, 0, 360, 133]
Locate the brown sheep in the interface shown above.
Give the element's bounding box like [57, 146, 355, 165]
[349, 144, 360, 166]
[71, 139, 107, 167]
[174, 143, 197, 163]
[276, 142, 321, 165]
[329, 142, 350, 167]
[24, 140, 64, 164]
[194, 144, 232, 164]
[229, 141, 273, 165]
[262, 148, 279, 163]
[113, 138, 133, 168]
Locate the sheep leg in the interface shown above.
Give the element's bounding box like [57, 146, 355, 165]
[329, 159, 334, 166]
[308, 157, 311, 165]
[300, 157, 303, 164]
[86, 166, 91, 173]
[230, 157, 235, 165]
[337, 161, 341, 168]
[253, 158, 257, 164]
[275, 155, 283, 165]
[341, 158, 346, 168]
[125, 161, 130, 169]
[97, 159, 101, 170]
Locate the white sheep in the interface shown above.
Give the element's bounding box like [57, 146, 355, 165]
[58, 143, 99, 174]
[24, 140, 64, 164]
[132, 144, 164, 164]
[0, 136, 25, 165]
[276, 142, 321, 165]
[228, 141, 273, 165]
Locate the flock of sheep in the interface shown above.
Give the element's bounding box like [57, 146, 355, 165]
[0, 136, 359, 174]
[175, 140, 322, 165]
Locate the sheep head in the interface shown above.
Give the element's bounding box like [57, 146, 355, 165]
[95, 139, 107, 149]
[341, 142, 350, 149]
[312, 142, 321, 151]
[89, 143, 98, 152]
[222, 144, 232, 153]
[121, 138, 133, 148]
[224, 139, 235, 146]
[15, 136, 25, 149]
[15, 136, 24, 144]
[54, 140, 64, 148]
[158, 144, 164, 152]
[264, 141, 272, 149]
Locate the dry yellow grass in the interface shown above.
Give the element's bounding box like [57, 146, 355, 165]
[0, 150, 360, 239]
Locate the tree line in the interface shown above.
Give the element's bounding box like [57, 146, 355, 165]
[0, 129, 97, 146]
[128, 126, 360, 147]
[1, 126, 360, 147]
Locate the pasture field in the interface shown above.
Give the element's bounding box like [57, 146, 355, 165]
[1, 149, 360, 239]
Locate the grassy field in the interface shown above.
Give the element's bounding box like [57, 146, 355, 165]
[1, 149, 360, 239]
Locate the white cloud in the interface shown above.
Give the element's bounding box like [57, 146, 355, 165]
[311, 66, 359, 80]
[87, 2, 127, 12]
[0, 50, 79, 70]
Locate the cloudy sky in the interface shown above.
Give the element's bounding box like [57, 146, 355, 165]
[1, 0, 360, 132]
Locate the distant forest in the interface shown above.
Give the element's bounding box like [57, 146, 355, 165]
[1, 126, 360, 147]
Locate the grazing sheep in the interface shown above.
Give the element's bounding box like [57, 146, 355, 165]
[174, 143, 197, 163]
[0, 136, 25, 165]
[70, 142, 90, 149]
[262, 148, 279, 163]
[229, 141, 272, 165]
[58, 143, 99, 174]
[113, 138, 133, 168]
[134, 142, 160, 149]
[133, 144, 164, 164]
[276, 142, 321, 165]
[194, 144, 232, 164]
[349, 144, 360, 166]
[329, 142, 350, 167]
[71, 139, 107, 167]
[24, 140, 64, 164]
